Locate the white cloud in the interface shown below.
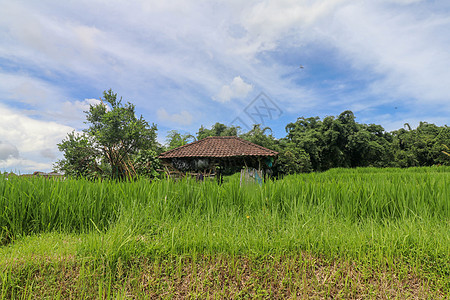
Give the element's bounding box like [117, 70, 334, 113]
[213, 76, 253, 103]
[40, 148, 57, 160]
[232, 0, 347, 55]
[0, 105, 73, 153]
[59, 98, 103, 121]
[386, 0, 424, 4]
[0, 141, 19, 161]
[0, 156, 53, 173]
[0, 71, 104, 129]
[0, 104, 74, 172]
[157, 108, 193, 126]
[0, 73, 60, 106]
[0, 0, 449, 173]
[324, 2, 450, 106]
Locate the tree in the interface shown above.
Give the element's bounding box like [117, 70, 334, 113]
[443, 145, 450, 158]
[54, 131, 101, 179]
[285, 116, 325, 171]
[55, 89, 160, 179]
[196, 123, 238, 140]
[391, 123, 450, 167]
[165, 130, 195, 150]
[275, 140, 312, 175]
[240, 124, 277, 149]
[284, 111, 394, 172]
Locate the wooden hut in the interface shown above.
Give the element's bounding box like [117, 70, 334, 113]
[158, 136, 278, 180]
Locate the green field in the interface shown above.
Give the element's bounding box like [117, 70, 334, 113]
[1, 167, 449, 298]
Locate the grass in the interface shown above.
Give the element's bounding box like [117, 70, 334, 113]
[0, 166, 449, 298]
[0, 249, 440, 298]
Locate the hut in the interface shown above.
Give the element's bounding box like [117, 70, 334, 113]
[158, 136, 278, 181]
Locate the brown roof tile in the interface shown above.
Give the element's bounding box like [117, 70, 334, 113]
[159, 136, 278, 158]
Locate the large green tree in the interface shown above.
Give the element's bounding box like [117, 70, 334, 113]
[55, 89, 160, 179]
[284, 111, 394, 171]
[391, 122, 450, 167]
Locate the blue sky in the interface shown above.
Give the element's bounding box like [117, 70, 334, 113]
[1, 0, 449, 173]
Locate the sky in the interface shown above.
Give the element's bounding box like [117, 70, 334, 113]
[0, 0, 449, 174]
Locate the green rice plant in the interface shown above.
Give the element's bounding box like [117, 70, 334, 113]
[1, 167, 449, 280]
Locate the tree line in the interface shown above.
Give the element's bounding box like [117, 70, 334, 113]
[55, 90, 450, 179]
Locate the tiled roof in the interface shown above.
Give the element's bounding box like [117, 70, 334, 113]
[159, 136, 278, 158]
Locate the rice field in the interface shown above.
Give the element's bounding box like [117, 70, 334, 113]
[1, 167, 449, 298]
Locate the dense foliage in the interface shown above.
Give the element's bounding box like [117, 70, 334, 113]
[55, 90, 161, 179]
[55, 89, 449, 178]
[166, 110, 450, 174]
[164, 130, 195, 150]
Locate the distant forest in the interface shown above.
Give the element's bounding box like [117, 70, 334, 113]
[55, 90, 450, 179]
[167, 110, 450, 175]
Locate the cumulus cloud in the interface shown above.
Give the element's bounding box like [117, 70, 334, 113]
[40, 148, 57, 160]
[59, 98, 103, 121]
[0, 141, 19, 161]
[157, 108, 193, 126]
[213, 76, 253, 103]
[0, 104, 73, 153]
[67, 98, 101, 111]
[0, 104, 73, 172]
